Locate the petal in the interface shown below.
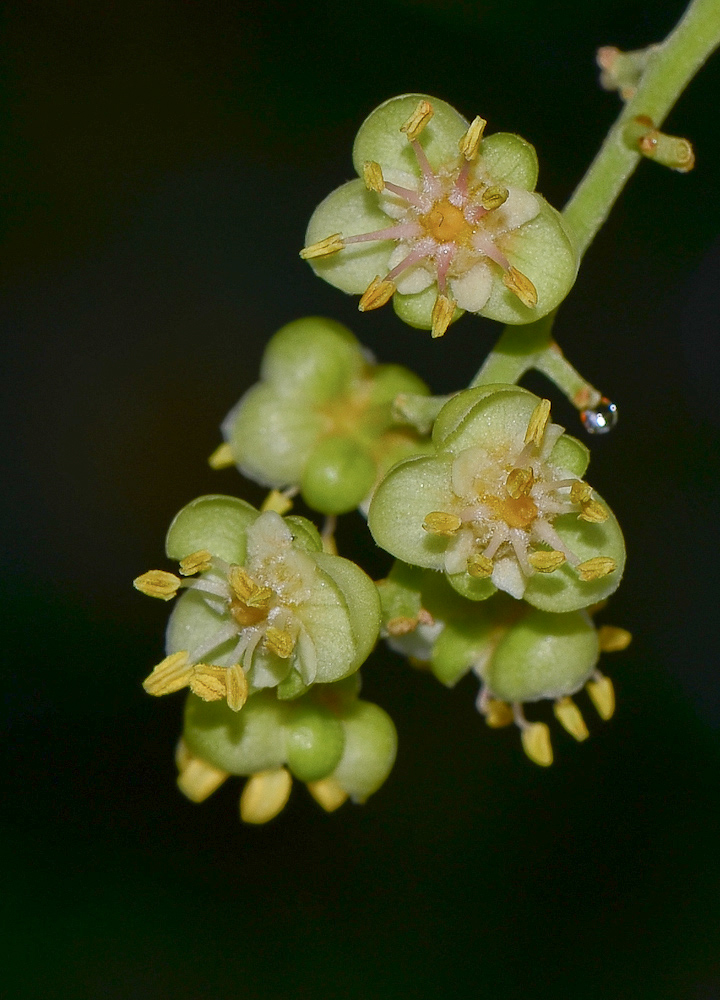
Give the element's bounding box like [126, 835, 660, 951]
[331, 701, 397, 803]
[393, 283, 464, 331]
[166, 589, 237, 665]
[183, 690, 289, 776]
[165, 495, 258, 563]
[492, 188, 540, 232]
[260, 317, 365, 402]
[450, 262, 493, 312]
[305, 179, 394, 294]
[432, 385, 538, 455]
[470, 132, 539, 190]
[352, 93, 468, 178]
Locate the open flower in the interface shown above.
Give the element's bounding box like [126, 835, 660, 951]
[368, 385, 626, 612]
[301, 94, 577, 336]
[134, 496, 381, 706]
[214, 316, 431, 515]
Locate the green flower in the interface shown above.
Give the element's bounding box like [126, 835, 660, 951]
[378, 562, 629, 766]
[369, 385, 626, 612]
[175, 676, 398, 823]
[301, 94, 577, 336]
[134, 495, 381, 706]
[216, 317, 432, 515]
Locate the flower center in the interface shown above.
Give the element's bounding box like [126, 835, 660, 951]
[486, 493, 539, 530]
[422, 198, 470, 244]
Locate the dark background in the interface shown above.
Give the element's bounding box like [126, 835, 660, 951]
[2, 1, 719, 997]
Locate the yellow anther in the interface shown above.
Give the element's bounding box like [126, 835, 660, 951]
[307, 776, 349, 813]
[363, 160, 385, 192]
[417, 608, 435, 626]
[226, 662, 249, 712]
[358, 275, 396, 312]
[484, 699, 514, 728]
[133, 569, 181, 601]
[481, 185, 509, 211]
[431, 294, 456, 339]
[142, 651, 193, 697]
[240, 767, 293, 824]
[528, 549, 566, 573]
[524, 397, 552, 446]
[577, 556, 617, 582]
[506, 467, 534, 498]
[458, 115, 487, 160]
[179, 549, 213, 576]
[299, 233, 345, 260]
[261, 489, 294, 515]
[400, 99, 434, 141]
[586, 674, 615, 720]
[503, 266, 538, 308]
[553, 696, 589, 741]
[521, 721, 554, 767]
[579, 500, 609, 523]
[597, 625, 632, 653]
[386, 616, 418, 637]
[176, 756, 229, 803]
[422, 511, 462, 536]
[228, 566, 271, 607]
[467, 553, 494, 578]
[208, 441, 235, 470]
[246, 585, 273, 608]
[570, 481, 593, 504]
[264, 626, 295, 659]
[189, 663, 228, 702]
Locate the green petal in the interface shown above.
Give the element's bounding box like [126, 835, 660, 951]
[480, 200, 578, 324]
[300, 437, 377, 515]
[368, 364, 430, 407]
[312, 552, 381, 672]
[549, 433, 590, 478]
[284, 515, 323, 553]
[523, 499, 626, 612]
[305, 179, 394, 294]
[352, 94, 468, 177]
[284, 701, 345, 782]
[470, 132, 539, 190]
[165, 495, 257, 563]
[183, 691, 289, 776]
[377, 561, 425, 623]
[393, 284, 464, 331]
[332, 701, 398, 802]
[260, 317, 365, 403]
[225, 384, 325, 487]
[432, 384, 538, 454]
[431, 615, 495, 687]
[446, 569, 497, 603]
[485, 610, 599, 702]
[368, 455, 455, 569]
[165, 590, 236, 666]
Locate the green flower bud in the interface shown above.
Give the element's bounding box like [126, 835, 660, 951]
[302, 94, 577, 336]
[284, 701, 346, 782]
[369, 385, 625, 612]
[329, 701, 398, 803]
[137, 496, 381, 707]
[220, 316, 431, 515]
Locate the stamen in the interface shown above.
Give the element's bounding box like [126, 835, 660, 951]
[362, 160, 385, 192]
[483, 698, 514, 728]
[597, 626, 632, 652]
[586, 673, 615, 720]
[264, 626, 295, 658]
[553, 696, 589, 741]
[261, 488, 295, 515]
[133, 569, 181, 601]
[228, 566, 271, 606]
[142, 651, 193, 696]
[423, 511, 462, 535]
[481, 185, 509, 210]
[431, 294, 456, 339]
[179, 550, 213, 576]
[358, 276, 396, 312]
[383, 180, 424, 207]
[579, 499, 609, 523]
[386, 246, 434, 282]
[307, 776, 349, 813]
[386, 616, 418, 637]
[576, 556, 616, 581]
[417, 609, 435, 626]
[299, 233, 345, 260]
[506, 467, 534, 498]
[458, 115, 487, 160]
[570, 481, 593, 504]
[520, 720, 554, 767]
[226, 662, 249, 712]
[176, 756, 229, 803]
[208, 441, 234, 469]
[345, 222, 422, 245]
[189, 663, 228, 702]
[400, 100, 434, 142]
[528, 549, 566, 573]
[524, 398, 552, 447]
[503, 266, 538, 308]
[240, 768, 293, 824]
[467, 553, 494, 578]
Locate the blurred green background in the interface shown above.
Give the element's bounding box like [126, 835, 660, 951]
[2, 1, 719, 997]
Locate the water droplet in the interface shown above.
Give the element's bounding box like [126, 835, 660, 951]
[580, 398, 618, 435]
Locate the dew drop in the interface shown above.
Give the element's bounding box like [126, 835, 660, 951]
[580, 397, 618, 435]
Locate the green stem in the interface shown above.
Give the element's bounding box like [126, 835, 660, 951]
[472, 0, 720, 397]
